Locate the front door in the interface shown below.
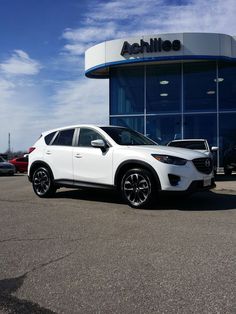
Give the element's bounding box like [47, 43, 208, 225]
[73, 128, 113, 185]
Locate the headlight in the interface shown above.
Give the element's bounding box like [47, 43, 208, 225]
[152, 154, 187, 165]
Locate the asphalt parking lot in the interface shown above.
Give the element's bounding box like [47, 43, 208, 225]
[0, 174, 236, 314]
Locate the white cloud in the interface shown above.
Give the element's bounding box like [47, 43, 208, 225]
[52, 78, 109, 126]
[62, 22, 119, 55]
[0, 77, 109, 151]
[62, 0, 236, 56]
[0, 50, 42, 75]
[0, 79, 15, 98]
[0, 85, 48, 152]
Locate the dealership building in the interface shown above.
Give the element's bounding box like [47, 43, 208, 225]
[85, 33, 236, 166]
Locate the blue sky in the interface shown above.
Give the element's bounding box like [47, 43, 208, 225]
[0, 0, 235, 151]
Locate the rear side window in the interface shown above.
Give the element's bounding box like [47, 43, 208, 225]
[52, 129, 75, 146]
[44, 132, 56, 145]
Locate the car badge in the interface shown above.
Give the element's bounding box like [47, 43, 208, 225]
[205, 159, 211, 167]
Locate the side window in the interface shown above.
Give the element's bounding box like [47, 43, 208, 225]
[52, 129, 75, 146]
[78, 128, 104, 147]
[45, 131, 56, 145]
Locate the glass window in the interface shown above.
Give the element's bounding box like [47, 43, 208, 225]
[52, 129, 74, 146]
[101, 127, 156, 146]
[17, 157, 28, 162]
[183, 62, 217, 112]
[146, 63, 181, 113]
[45, 131, 56, 145]
[168, 140, 207, 150]
[219, 113, 236, 164]
[218, 61, 236, 111]
[146, 115, 181, 145]
[110, 116, 144, 134]
[183, 114, 217, 147]
[110, 66, 144, 115]
[78, 128, 104, 147]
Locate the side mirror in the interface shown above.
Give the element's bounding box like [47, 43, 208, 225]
[211, 146, 219, 152]
[91, 139, 107, 151]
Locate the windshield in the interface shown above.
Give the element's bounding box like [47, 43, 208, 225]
[0, 156, 5, 162]
[101, 127, 157, 146]
[168, 141, 207, 150]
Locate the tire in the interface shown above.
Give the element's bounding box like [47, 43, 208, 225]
[121, 168, 154, 208]
[224, 167, 232, 176]
[32, 167, 56, 198]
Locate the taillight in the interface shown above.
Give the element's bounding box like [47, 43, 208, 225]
[28, 147, 36, 154]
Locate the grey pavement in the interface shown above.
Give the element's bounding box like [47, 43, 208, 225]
[0, 174, 236, 313]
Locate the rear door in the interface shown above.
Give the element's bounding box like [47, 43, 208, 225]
[44, 128, 75, 180]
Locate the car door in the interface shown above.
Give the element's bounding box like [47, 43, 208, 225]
[73, 127, 113, 185]
[44, 128, 75, 181]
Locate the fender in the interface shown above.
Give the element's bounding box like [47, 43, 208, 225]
[29, 160, 54, 182]
[114, 159, 161, 189]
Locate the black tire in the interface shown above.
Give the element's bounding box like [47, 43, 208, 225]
[32, 167, 56, 198]
[224, 167, 232, 176]
[121, 168, 154, 208]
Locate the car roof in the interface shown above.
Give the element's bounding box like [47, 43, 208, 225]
[41, 124, 127, 136]
[169, 139, 207, 142]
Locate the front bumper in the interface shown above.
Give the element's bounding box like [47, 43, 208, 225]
[161, 178, 215, 195]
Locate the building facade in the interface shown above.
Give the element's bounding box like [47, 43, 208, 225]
[85, 33, 236, 166]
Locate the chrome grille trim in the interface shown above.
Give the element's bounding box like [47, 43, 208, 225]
[192, 158, 213, 174]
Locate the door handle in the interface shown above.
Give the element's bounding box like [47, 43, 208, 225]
[46, 151, 52, 155]
[75, 154, 82, 158]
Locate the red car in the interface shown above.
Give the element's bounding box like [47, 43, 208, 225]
[9, 156, 28, 173]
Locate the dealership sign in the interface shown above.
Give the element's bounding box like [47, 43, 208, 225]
[121, 38, 181, 56]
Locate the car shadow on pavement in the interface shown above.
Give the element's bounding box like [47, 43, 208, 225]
[55, 188, 236, 211]
[215, 174, 236, 182]
[156, 191, 236, 211]
[56, 188, 124, 205]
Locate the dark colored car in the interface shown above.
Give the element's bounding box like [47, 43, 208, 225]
[8, 156, 28, 173]
[223, 146, 236, 175]
[0, 156, 15, 175]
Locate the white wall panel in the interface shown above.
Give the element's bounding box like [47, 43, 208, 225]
[85, 42, 106, 71]
[85, 33, 236, 77]
[183, 33, 220, 56]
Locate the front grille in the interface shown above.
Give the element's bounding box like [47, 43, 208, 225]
[192, 158, 213, 174]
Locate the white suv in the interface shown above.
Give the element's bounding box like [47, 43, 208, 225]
[28, 125, 215, 208]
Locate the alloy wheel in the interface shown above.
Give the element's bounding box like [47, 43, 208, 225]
[123, 172, 151, 207]
[33, 168, 51, 196]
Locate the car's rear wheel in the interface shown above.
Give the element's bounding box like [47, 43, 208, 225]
[121, 168, 154, 208]
[32, 167, 56, 197]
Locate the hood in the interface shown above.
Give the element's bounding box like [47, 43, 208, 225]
[194, 149, 211, 156]
[124, 145, 208, 160]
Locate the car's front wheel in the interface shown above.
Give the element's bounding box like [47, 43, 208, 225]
[121, 168, 154, 208]
[32, 167, 56, 197]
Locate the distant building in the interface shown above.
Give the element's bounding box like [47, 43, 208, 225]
[85, 33, 236, 166]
